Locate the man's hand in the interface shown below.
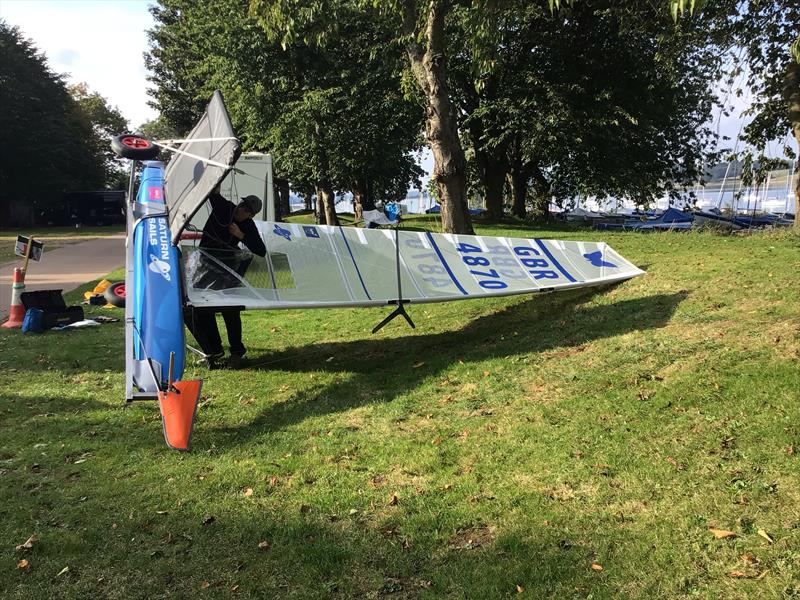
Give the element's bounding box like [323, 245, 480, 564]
[228, 223, 245, 240]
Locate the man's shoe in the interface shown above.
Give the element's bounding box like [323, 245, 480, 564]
[228, 353, 245, 369]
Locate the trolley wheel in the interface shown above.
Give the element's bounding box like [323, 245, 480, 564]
[110, 134, 160, 160]
[104, 281, 126, 308]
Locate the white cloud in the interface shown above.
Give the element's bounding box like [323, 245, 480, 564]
[1, 0, 157, 128]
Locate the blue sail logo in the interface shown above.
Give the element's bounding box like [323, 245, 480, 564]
[149, 254, 172, 281]
[583, 251, 616, 268]
[274, 224, 292, 241]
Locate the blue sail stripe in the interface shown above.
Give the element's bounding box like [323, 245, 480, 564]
[425, 232, 468, 295]
[339, 227, 371, 300]
[534, 239, 577, 282]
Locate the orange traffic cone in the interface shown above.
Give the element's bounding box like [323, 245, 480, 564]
[2, 267, 26, 328]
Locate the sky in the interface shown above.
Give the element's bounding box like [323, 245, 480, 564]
[0, 0, 786, 160]
[1, 0, 157, 128]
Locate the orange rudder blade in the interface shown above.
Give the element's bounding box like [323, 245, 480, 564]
[158, 379, 203, 451]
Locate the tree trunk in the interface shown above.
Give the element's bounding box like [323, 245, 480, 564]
[351, 178, 370, 223]
[352, 188, 364, 223]
[275, 177, 290, 221]
[403, 0, 473, 234]
[508, 169, 527, 219]
[530, 167, 551, 221]
[480, 153, 507, 220]
[786, 61, 800, 228]
[318, 181, 339, 226]
[314, 186, 322, 223]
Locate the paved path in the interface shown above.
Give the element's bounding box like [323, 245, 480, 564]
[0, 234, 125, 320]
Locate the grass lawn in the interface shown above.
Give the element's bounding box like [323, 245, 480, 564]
[0, 226, 125, 265]
[1, 217, 799, 598]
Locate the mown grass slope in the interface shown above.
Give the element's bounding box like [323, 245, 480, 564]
[1, 217, 798, 599]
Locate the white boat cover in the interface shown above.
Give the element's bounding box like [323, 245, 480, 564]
[163, 91, 241, 244]
[181, 222, 644, 309]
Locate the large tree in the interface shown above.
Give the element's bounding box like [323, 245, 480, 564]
[255, 0, 477, 233]
[146, 0, 423, 225]
[0, 22, 107, 226]
[448, 1, 721, 219]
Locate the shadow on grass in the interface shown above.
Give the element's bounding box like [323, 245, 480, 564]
[213, 289, 686, 442]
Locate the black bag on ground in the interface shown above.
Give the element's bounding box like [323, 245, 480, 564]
[20, 290, 84, 329]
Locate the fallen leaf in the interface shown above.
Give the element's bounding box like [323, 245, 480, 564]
[56, 566, 69, 577]
[348, 508, 359, 515]
[300, 505, 311, 514]
[757, 529, 773, 544]
[709, 528, 736, 539]
[202, 515, 216, 525]
[17, 559, 30, 571]
[728, 570, 747, 578]
[756, 569, 770, 580]
[412, 361, 425, 368]
[15, 534, 37, 551]
[740, 552, 759, 565]
[389, 494, 399, 506]
[269, 476, 279, 486]
[258, 540, 270, 551]
[443, 484, 452, 490]
[483, 371, 491, 377]
[591, 563, 604, 572]
[432, 436, 443, 446]
[243, 488, 254, 497]
[516, 584, 524, 593]
[200, 580, 210, 589]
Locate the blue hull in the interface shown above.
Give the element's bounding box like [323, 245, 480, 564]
[133, 163, 185, 386]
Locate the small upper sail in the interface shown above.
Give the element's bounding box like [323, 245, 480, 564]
[181, 222, 644, 309]
[163, 91, 241, 244]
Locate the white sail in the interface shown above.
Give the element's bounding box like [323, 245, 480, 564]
[181, 222, 643, 310]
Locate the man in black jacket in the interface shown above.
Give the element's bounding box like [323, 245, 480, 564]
[185, 190, 266, 368]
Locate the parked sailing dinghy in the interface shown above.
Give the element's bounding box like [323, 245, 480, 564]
[113, 90, 645, 450]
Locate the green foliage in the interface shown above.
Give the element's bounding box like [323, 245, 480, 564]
[0, 21, 111, 224]
[669, 0, 706, 19]
[146, 0, 424, 205]
[68, 83, 129, 189]
[451, 1, 720, 212]
[730, 2, 800, 152]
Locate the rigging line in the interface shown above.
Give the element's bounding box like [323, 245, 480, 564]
[155, 137, 238, 144]
[152, 140, 239, 171]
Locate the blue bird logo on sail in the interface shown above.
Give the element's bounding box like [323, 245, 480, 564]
[274, 224, 292, 241]
[148, 254, 172, 281]
[583, 251, 616, 268]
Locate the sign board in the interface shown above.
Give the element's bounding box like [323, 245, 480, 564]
[14, 236, 44, 262]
